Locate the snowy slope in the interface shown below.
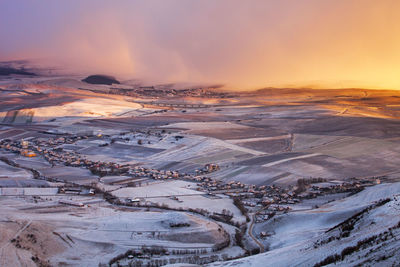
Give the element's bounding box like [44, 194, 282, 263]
[209, 183, 400, 267]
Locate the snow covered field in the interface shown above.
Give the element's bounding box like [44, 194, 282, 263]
[0, 196, 228, 266]
[149, 194, 246, 224]
[2, 75, 400, 266]
[112, 180, 203, 198]
[32, 98, 142, 121]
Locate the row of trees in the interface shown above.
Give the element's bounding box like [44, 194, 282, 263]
[233, 198, 250, 222]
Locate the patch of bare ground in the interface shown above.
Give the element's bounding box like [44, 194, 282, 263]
[0, 220, 66, 267]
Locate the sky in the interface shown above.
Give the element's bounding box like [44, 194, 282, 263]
[1, 0, 400, 90]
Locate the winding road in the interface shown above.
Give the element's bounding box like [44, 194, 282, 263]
[247, 213, 265, 253]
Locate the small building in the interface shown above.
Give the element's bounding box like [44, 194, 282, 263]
[127, 198, 141, 203]
[21, 140, 29, 149]
[260, 232, 269, 238]
[20, 150, 36, 157]
[59, 187, 82, 194]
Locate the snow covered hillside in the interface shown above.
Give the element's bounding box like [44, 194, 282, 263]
[209, 183, 400, 267]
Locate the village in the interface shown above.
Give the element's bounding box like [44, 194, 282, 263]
[0, 132, 381, 226]
[107, 85, 233, 99]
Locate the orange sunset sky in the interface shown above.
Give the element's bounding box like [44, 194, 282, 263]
[1, 0, 400, 90]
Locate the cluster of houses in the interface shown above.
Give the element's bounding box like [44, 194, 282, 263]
[0, 139, 37, 157]
[196, 179, 300, 206]
[0, 137, 205, 182]
[0, 135, 379, 218]
[195, 163, 220, 175]
[195, 175, 375, 216]
[108, 86, 231, 99]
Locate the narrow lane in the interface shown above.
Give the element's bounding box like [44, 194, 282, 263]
[247, 213, 265, 253]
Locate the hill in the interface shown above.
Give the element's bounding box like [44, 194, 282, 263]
[0, 67, 36, 76]
[82, 75, 120, 85]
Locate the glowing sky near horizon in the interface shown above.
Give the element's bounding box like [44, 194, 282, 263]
[1, 0, 400, 90]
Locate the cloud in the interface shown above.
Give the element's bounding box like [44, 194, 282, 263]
[1, 0, 400, 90]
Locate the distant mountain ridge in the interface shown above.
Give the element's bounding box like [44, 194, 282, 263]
[0, 66, 36, 76]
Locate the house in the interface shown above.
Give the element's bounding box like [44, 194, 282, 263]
[21, 150, 36, 157]
[127, 198, 141, 203]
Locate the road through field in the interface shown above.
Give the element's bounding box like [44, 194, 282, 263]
[248, 214, 265, 253]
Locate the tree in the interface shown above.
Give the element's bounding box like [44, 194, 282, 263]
[235, 229, 243, 247]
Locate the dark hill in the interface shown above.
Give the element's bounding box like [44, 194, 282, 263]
[0, 67, 36, 76]
[82, 75, 120, 85]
